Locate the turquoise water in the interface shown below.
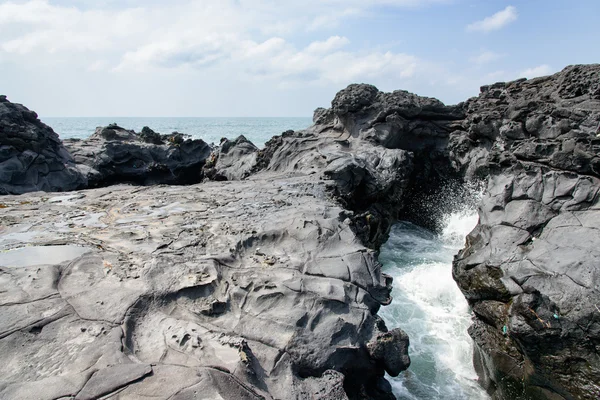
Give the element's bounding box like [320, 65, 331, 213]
[41, 117, 312, 148]
[379, 212, 490, 400]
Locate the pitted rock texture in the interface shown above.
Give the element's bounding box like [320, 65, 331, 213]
[452, 64, 600, 399]
[64, 125, 212, 188]
[0, 96, 86, 194]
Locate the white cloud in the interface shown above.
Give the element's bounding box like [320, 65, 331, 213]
[305, 36, 350, 54]
[467, 6, 518, 33]
[0, 0, 426, 87]
[519, 64, 553, 78]
[469, 50, 504, 65]
[0, 0, 505, 116]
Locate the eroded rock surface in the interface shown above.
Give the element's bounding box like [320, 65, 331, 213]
[0, 96, 86, 194]
[203, 135, 259, 181]
[0, 172, 403, 399]
[451, 64, 600, 399]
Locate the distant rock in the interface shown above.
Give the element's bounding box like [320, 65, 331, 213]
[64, 125, 212, 187]
[0, 96, 86, 194]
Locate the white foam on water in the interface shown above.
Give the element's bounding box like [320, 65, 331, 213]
[379, 206, 489, 400]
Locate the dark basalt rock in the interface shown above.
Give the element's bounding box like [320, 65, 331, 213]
[367, 328, 411, 376]
[451, 64, 600, 400]
[64, 125, 212, 187]
[0, 97, 86, 194]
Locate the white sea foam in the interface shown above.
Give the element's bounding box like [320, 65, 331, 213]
[379, 204, 489, 400]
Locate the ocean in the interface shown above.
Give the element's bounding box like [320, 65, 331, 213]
[41, 117, 313, 148]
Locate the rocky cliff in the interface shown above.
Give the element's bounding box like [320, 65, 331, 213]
[0, 64, 599, 400]
[451, 64, 600, 400]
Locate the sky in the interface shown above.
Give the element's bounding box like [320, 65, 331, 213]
[0, 0, 598, 117]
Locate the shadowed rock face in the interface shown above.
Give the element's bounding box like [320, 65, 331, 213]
[0, 96, 86, 194]
[451, 64, 600, 400]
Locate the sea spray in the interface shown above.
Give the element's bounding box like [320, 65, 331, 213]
[379, 201, 489, 399]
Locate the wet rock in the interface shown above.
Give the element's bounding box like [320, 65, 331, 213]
[0, 97, 86, 194]
[367, 328, 411, 376]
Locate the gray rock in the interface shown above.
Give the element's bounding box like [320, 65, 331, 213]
[204, 135, 259, 181]
[4, 64, 600, 400]
[367, 328, 411, 376]
[0, 97, 86, 194]
[452, 64, 600, 400]
[64, 125, 212, 187]
[0, 174, 407, 399]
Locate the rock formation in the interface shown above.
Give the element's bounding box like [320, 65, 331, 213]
[451, 64, 600, 399]
[203, 135, 259, 181]
[0, 96, 86, 194]
[64, 125, 212, 187]
[1, 64, 599, 400]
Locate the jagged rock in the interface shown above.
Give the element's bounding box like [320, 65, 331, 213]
[452, 64, 600, 400]
[139, 126, 163, 144]
[204, 135, 259, 181]
[64, 125, 212, 187]
[367, 328, 411, 376]
[0, 97, 86, 194]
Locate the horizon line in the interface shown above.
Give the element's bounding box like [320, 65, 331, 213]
[40, 115, 312, 119]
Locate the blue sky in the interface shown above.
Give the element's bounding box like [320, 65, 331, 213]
[0, 0, 598, 116]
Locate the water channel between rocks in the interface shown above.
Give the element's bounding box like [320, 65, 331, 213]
[379, 209, 490, 400]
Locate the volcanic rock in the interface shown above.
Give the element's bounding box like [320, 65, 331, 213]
[452, 64, 600, 400]
[64, 125, 212, 187]
[0, 97, 86, 194]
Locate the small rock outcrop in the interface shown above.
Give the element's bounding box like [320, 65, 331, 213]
[451, 64, 600, 399]
[64, 125, 212, 187]
[0, 96, 86, 194]
[203, 135, 259, 181]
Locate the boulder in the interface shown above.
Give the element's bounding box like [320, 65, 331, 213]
[204, 135, 259, 181]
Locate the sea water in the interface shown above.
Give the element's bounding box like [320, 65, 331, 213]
[41, 117, 312, 148]
[379, 210, 490, 400]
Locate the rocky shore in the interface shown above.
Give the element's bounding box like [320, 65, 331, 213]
[1, 64, 599, 399]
